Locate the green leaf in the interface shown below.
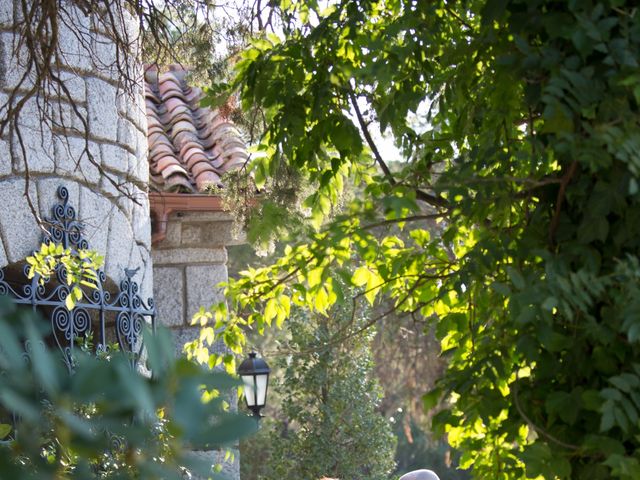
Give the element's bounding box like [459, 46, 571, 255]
[264, 298, 278, 326]
[352, 266, 371, 287]
[600, 404, 615, 432]
[481, 0, 508, 25]
[314, 286, 330, 313]
[506, 266, 525, 290]
[422, 388, 442, 411]
[545, 391, 579, 424]
[491, 282, 511, 296]
[72, 286, 83, 301]
[578, 216, 609, 244]
[604, 454, 640, 478]
[65, 294, 75, 311]
[0, 424, 12, 439]
[541, 296, 558, 311]
[364, 269, 383, 305]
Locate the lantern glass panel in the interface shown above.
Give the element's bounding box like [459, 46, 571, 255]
[256, 373, 268, 406]
[241, 375, 257, 406]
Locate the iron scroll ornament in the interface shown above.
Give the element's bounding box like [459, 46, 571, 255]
[0, 186, 155, 370]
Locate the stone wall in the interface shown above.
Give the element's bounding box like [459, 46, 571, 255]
[152, 209, 241, 480]
[152, 211, 234, 335]
[0, 0, 152, 299]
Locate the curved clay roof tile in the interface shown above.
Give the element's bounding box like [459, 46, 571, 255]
[208, 154, 224, 169]
[222, 146, 249, 159]
[185, 153, 210, 170]
[147, 126, 167, 139]
[168, 106, 192, 122]
[171, 120, 197, 135]
[158, 80, 182, 96]
[145, 70, 158, 83]
[160, 163, 190, 180]
[196, 110, 221, 128]
[148, 131, 170, 146]
[185, 87, 203, 104]
[211, 145, 228, 159]
[169, 111, 192, 126]
[214, 122, 241, 136]
[221, 158, 248, 170]
[219, 136, 246, 150]
[148, 132, 167, 145]
[195, 107, 216, 119]
[145, 90, 161, 103]
[165, 97, 189, 113]
[207, 125, 241, 145]
[144, 64, 247, 192]
[155, 155, 182, 172]
[200, 123, 237, 147]
[158, 86, 189, 103]
[190, 161, 217, 178]
[195, 171, 222, 191]
[173, 130, 200, 150]
[178, 140, 204, 158]
[164, 175, 195, 192]
[150, 142, 176, 158]
[158, 72, 182, 86]
[146, 113, 162, 127]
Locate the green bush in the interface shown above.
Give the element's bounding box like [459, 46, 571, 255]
[257, 308, 396, 480]
[0, 296, 255, 479]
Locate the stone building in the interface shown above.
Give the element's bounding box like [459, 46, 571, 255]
[144, 64, 247, 356]
[0, 2, 246, 479]
[145, 65, 248, 478]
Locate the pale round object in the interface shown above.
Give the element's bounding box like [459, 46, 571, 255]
[399, 469, 441, 480]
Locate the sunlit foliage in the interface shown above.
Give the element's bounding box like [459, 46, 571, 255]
[193, 0, 640, 478]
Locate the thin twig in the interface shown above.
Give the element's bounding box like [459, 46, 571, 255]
[549, 160, 578, 246]
[512, 377, 581, 451]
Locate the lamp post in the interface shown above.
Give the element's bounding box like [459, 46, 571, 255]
[237, 351, 270, 420]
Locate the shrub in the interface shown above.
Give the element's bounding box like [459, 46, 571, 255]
[0, 297, 255, 479]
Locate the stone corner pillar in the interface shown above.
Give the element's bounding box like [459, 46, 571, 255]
[150, 193, 243, 480]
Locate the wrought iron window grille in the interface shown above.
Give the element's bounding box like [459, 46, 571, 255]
[0, 186, 155, 370]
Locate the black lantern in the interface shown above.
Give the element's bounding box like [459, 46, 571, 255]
[237, 351, 270, 418]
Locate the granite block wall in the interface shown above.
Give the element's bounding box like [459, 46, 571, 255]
[152, 210, 241, 480]
[0, 0, 152, 300]
[152, 211, 235, 357]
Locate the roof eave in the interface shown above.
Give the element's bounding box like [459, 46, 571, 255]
[150, 192, 227, 245]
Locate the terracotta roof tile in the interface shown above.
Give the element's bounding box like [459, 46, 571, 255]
[144, 65, 248, 193]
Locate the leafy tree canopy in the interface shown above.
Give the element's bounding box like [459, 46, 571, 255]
[193, 0, 640, 478]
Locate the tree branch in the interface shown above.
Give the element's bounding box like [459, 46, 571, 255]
[348, 90, 396, 184]
[444, 4, 473, 31]
[512, 377, 581, 451]
[549, 160, 578, 246]
[348, 89, 449, 210]
[361, 213, 446, 231]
